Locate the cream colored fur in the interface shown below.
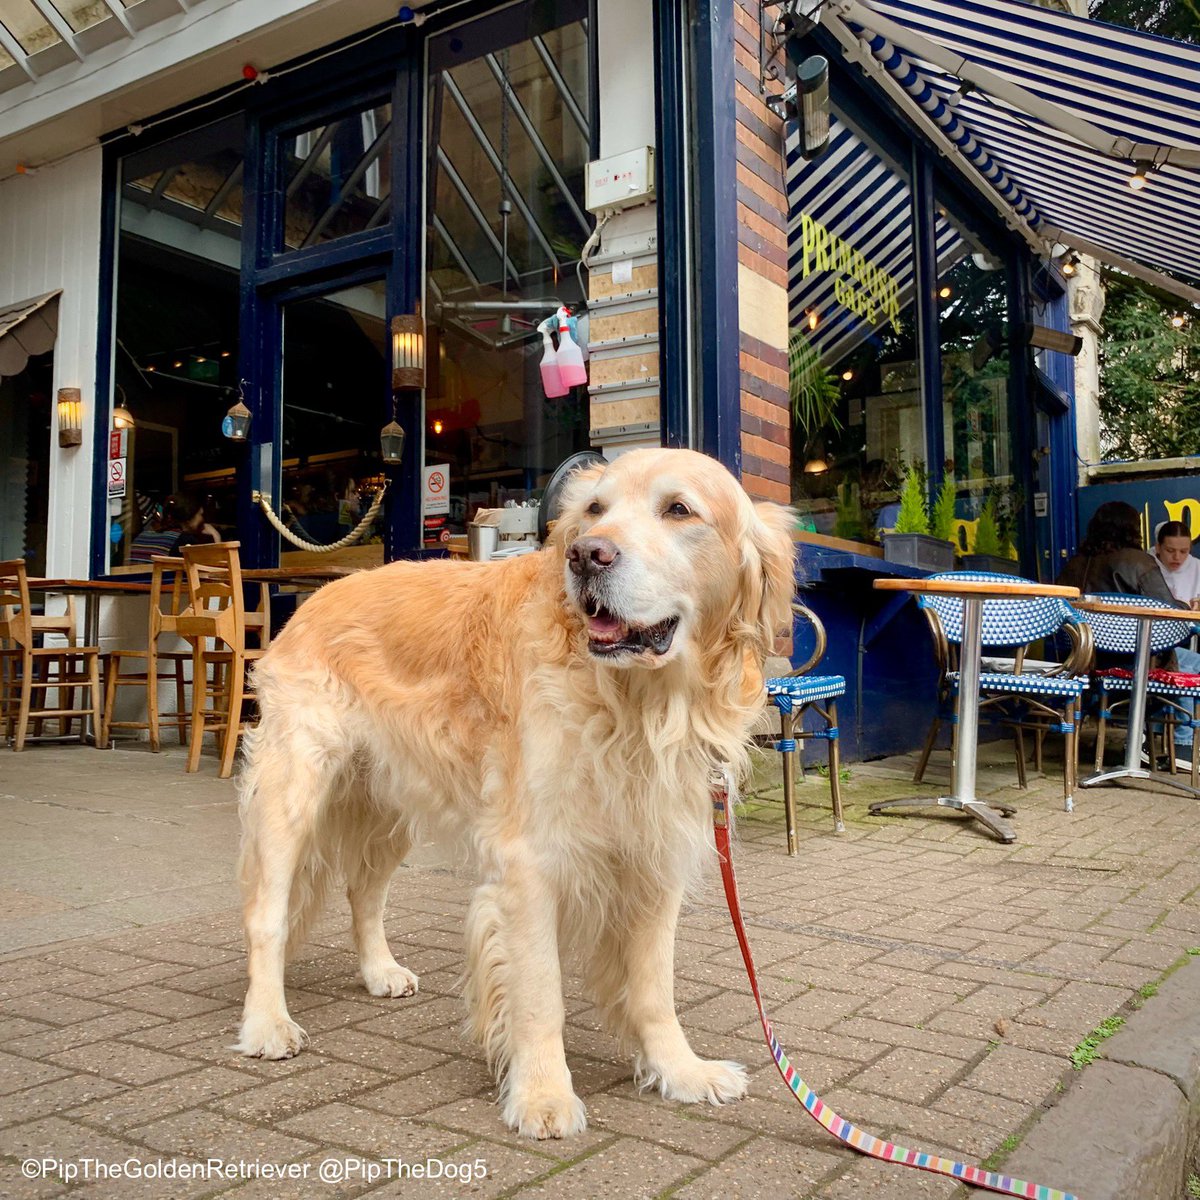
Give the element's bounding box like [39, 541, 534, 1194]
[236, 448, 795, 1138]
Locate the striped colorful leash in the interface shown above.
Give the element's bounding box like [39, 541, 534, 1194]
[710, 773, 1076, 1200]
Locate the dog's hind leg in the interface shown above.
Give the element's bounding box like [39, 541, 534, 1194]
[344, 819, 418, 998]
[235, 735, 337, 1060]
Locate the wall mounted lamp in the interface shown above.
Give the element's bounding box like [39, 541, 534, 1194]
[391, 305, 426, 391]
[57, 388, 83, 447]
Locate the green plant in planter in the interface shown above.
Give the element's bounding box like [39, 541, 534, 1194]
[930, 476, 958, 546]
[973, 496, 1002, 557]
[834, 481, 866, 541]
[894, 465, 930, 535]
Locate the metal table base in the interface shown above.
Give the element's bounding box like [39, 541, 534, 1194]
[869, 794, 1018, 843]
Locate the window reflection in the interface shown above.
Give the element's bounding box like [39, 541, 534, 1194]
[282, 103, 392, 250]
[425, 3, 591, 535]
[110, 118, 244, 571]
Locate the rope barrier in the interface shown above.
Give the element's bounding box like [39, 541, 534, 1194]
[710, 770, 1077, 1200]
[254, 483, 388, 553]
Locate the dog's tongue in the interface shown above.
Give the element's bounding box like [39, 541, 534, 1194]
[588, 612, 627, 640]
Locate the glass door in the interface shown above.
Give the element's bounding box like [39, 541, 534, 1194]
[277, 278, 390, 569]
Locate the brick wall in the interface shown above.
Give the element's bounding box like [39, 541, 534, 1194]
[733, 0, 791, 505]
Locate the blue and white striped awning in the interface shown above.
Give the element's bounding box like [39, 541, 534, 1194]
[823, 0, 1200, 300]
[786, 119, 964, 363]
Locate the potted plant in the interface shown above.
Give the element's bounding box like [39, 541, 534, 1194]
[881, 464, 956, 571]
[961, 495, 1021, 575]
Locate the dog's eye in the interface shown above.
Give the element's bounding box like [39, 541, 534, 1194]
[665, 501, 691, 518]
[586, 501, 604, 516]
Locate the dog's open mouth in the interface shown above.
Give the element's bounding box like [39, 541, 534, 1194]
[584, 599, 679, 656]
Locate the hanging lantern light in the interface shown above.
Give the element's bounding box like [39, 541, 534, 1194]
[222, 382, 252, 441]
[381, 394, 407, 465]
[391, 305, 426, 391]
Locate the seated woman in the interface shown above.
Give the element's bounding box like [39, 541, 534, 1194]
[1058, 501, 1184, 606]
[1154, 521, 1200, 766]
[1154, 520, 1200, 609]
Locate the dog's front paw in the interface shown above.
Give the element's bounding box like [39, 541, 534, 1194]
[637, 1055, 748, 1106]
[503, 1086, 588, 1139]
[235, 1013, 309, 1060]
[362, 964, 419, 998]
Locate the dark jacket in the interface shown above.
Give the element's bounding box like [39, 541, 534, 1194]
[1057, 547, 1187, 669]
[1057, 547, 1185, 607]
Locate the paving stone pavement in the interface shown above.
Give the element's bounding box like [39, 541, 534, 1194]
[2, 739, 1199, 1198]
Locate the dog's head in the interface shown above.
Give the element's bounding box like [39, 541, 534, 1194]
[551, 448, 795, 670]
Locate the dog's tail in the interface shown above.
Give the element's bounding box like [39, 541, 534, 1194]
[462, 884, 512, 1079]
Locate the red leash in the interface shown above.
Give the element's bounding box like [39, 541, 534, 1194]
[710, 772, 1076, 1200]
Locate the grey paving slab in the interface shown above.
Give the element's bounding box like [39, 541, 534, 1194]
[0, 742, 1198, 1199]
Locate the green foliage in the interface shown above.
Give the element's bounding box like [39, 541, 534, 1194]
[1089, 0, 1199, 42]
[1070, 1015, 1125, 1069]
[893, 465, 929, 535]
[973, 496, 1002, 557]
[788, 333, 841, 437]
[834, 481, 866, 542]
[1187, 1174, 1200, 1199]
[930, 477, 958, 545]
[1098, 276, 1200, 462]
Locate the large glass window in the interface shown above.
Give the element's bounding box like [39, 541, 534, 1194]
[0, 349, 51, 575]
[934, 207, 1016, 548]
[109, 116, 244, 571]
[282, 101, 392, 250]
[787, 120, 925, 541]
[425, 2, 591, 532]
[278, 281, 389, 568]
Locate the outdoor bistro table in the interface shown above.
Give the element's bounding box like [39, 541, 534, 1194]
[1075, 596, 1200, 797]
[867, 577, 1081, 843]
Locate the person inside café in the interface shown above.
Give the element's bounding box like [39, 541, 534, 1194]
[128, 492, 219, 563]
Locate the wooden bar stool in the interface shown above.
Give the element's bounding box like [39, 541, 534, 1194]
[101, 556, 191, 750]
[0, 560, 104, 751]
[176, 542, 267, 778]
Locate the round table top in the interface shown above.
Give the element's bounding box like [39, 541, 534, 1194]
[873, 578, 1080, 600]
[1072, 597, 1196, 621]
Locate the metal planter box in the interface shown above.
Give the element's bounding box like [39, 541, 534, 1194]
[881, 533, 956, 573]
[958, 553, 1022, 577]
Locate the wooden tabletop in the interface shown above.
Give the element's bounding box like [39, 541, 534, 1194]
[1072, 597, 1196, 621]
[28, 578, 152, 594]
[873, 578, 1080, 600]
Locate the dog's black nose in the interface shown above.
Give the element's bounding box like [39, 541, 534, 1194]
[568, 536, 619, 578]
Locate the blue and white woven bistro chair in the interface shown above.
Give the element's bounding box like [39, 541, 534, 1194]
[913, 572, 1092, 813]
[1077, 593, 1200, 786]
[765, 604, 846, 854]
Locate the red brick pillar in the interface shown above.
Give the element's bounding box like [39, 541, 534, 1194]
[734, 0, 791, 506]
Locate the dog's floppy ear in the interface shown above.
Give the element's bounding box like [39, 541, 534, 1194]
[739, 500, 797, 658]
[546, 461, 608, 549]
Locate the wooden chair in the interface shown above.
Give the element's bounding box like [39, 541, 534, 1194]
[101, 557, 191, 750]
[0, 560, 103, 751]
[764, 603, 847, 853]
[176, 542, 268, 778]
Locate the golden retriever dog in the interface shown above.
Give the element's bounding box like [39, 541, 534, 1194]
[236, 447, 795, 1138]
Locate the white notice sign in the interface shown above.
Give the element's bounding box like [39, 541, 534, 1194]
[108, 457, 127, 499]
[423, 464, 449, 516]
